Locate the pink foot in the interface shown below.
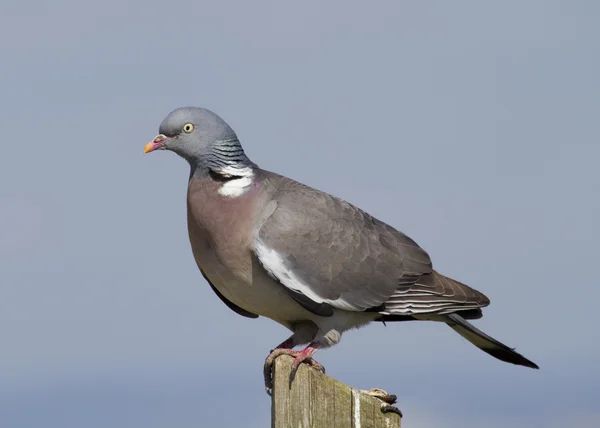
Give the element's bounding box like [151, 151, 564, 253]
[263, 338, 294, 393]
[290, 344, 322, 381]
[263, 342, 324, 394]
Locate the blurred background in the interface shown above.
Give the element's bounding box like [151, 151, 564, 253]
[1, 1, 598, 427]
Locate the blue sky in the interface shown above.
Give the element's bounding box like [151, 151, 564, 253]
[1, 1, 598, 427]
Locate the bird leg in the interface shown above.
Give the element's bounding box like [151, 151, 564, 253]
[263, 340, 324, 394]
[360, 388, 403, 417]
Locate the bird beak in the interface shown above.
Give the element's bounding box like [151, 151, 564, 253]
[144, 134, 171, 154]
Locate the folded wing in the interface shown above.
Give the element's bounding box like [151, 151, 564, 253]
[253, 176, 490, 318]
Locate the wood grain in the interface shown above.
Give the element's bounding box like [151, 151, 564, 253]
[271, 356, 401, 428]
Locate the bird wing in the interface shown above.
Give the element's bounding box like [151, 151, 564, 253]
[381, 270, 490, 316]
[252, 176, 434, 314]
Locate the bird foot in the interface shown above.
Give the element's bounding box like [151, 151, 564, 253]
[289, 346, 325, 386]
[360, 388, 403, 417]
[264, 348, 297, 393]
[264, 347, 325, 395]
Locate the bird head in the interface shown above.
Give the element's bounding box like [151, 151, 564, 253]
[144, 107, 239, 164]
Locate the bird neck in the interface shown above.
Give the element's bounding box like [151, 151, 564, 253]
[190, 138, 257, 180]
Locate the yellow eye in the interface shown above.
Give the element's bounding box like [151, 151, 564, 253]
[182, 123, 194, 133]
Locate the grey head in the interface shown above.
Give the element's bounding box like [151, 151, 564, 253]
[144, 107, 256, 175]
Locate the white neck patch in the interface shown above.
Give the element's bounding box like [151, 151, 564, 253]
[216, 166, 255, 197]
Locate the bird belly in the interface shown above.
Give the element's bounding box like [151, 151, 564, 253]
[194, 248, 311, 324]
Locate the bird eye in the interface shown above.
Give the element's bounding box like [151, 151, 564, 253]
[182, 123, 195, 133]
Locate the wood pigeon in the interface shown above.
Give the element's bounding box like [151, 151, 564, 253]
[144, 107, 538, 393]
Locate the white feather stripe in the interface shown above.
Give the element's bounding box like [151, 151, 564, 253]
[387, 301, 476, 307]
[387, 292, 452, 298]
[386, 298, 470, 304]
[380, 304, 482, 315]
[218, 176, 253, 197]
[254, 240, 362, 312]
[391, 289, 456, 296]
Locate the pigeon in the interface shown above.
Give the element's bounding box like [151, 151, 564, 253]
[144, 106, 539, 393]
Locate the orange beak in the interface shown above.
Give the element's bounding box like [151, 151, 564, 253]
[144, 134, 170, 154]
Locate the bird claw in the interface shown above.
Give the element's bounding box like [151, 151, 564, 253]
[264, 348, 325, 395]
[289, 356, 325, 385]
[264, 348, 300, 394]
[360, 388, 403, 417]
[264, 349, 290, 395]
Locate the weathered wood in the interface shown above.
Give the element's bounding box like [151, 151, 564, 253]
[271, 356, 401, 428]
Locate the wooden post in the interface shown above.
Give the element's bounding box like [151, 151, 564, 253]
[271, 355, 401, 428]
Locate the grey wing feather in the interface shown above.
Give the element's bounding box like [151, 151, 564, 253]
[381, 270, 490, 315]
[253, 175, 433, 312]
[282, 288, 335, 317]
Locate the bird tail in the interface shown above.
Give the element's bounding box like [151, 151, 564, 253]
[445, 313, 539, 369]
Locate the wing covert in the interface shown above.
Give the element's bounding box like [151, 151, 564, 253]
[253, 177, 433, 313]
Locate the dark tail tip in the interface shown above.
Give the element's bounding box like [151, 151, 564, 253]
[446, 313, 539, 370]
[483, 346, 539, 369]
